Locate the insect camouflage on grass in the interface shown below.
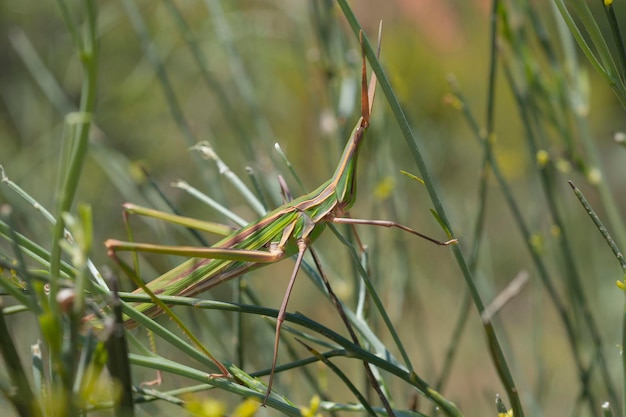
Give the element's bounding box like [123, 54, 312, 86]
[103, 32, 458, 404]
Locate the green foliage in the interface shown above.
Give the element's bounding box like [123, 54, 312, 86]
[1, 1, 626, 416]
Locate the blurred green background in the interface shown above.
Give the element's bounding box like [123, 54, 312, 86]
[1, 1, 626, 416]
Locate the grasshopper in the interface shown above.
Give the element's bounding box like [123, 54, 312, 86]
[104, 33, 457, 404]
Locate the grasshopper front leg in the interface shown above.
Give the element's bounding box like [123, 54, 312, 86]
[331, 217, 458, 246]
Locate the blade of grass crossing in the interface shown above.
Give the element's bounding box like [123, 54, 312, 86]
[336, 2, 525, 416]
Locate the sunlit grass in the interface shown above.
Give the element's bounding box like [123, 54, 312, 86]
[1, 1, 626, 416]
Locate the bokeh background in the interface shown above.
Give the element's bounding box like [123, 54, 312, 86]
[1, 1, 626, 416]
